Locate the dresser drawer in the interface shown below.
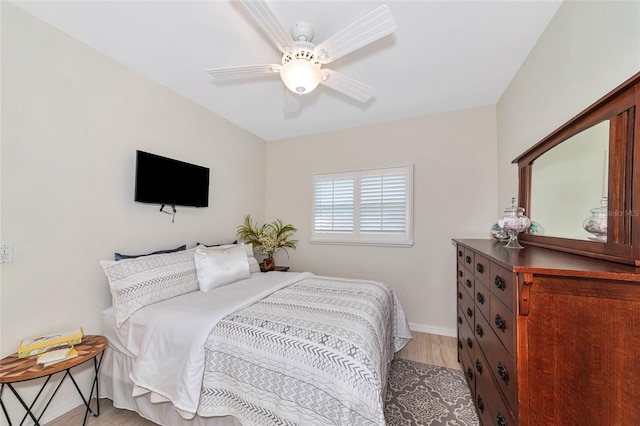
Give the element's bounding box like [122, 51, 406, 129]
[474, 279, 491, 322]
[474, 254, 490, 286]
[489, 262, 515, 312]
[476, 376, 516, 426]
[490, 296, 515, 356]
[457, 262, 465, 285]
[458, 263, 474, 297]
[463, 247, 475, 272]
[474, 311, 518, 415]
[458, 312, 476, 359]
[459, 331, 476, 393]
[458, 281, 475, 328]
[456, 244, 465, 263]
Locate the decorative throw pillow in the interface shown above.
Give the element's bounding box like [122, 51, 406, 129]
[195, 245, 251, 291]
[101, 247, 199, 327]
[114, 244, 187, 261]
[198, 242, 260, 273]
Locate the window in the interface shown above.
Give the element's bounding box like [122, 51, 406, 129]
[311, 165, 413, 246]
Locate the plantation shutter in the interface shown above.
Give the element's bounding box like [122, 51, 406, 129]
[313, 174, 355, 234]
[312, 166, 413, 246]
[360, 168, 408, 235]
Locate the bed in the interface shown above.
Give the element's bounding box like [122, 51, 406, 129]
[98, 244, 412, 426]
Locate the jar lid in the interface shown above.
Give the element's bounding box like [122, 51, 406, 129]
[503, 197, 525, 217]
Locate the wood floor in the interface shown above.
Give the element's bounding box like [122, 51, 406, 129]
[48, 332, 460, 425]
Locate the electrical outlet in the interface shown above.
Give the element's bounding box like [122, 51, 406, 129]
[0, 244, 13, 263]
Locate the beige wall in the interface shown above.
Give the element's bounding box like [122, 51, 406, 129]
[5, 0, 640, 423]
[0, 3, 266, 422]
[265, 105, 499, 336]
[497, 0, 640, 205]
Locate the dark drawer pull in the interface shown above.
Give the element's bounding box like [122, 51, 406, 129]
[476, 292, 485, 304]
[475, 323, 483, 337]
[494, 275, 506, 291]
[458, 270, 463, 278]
[466, 255, 472, 264]
[458, 291, 463, 300]
[497, 412, 507, 426]
[458, 250, 463, 257]
[475, 359, 483, 374]
[476, 263, 484, 274]
[497, 362, 509, 383]
[495, 314, 506, 332]
[466, 279, 472, 288]
[466, 367, 473, 380]
[476, 395, 484, 413]
[466, 337, 472, 349]
[466, 307, 473, 318]
[458, 340, 463, 350]
[457, 316, 463, 325]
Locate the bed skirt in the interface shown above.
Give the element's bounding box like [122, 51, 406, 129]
[98, 346, 242, 426]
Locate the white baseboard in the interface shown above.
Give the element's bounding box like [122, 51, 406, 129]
[408, 323, 457, 338]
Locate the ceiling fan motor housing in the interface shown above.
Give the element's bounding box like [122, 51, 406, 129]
[282, 41, 318, 65]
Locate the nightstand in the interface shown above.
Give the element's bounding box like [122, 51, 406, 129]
[260, 265, 290, 272]
[0, 335, 106, 426]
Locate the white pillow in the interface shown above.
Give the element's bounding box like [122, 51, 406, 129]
[242, 243, 261, 273]
[201, 243, 260, 273]
[100, 247, 199, 327]
[195, 244, 251, 291]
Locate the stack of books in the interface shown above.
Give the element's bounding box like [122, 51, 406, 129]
[18, 327, 83, 358]
[36, 346, 79, 367]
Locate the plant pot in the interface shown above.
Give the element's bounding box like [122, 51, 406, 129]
[262, 257, 275, 271]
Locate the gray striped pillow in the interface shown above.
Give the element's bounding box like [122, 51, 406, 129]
[100, 247, 199, 327]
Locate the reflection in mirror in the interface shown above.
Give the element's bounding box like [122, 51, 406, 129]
[530, 120, 609, 240]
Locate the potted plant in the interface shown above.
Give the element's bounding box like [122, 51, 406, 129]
[236, 215, 298, 270]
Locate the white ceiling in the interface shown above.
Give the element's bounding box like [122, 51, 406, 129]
[12, 0, 562, 141]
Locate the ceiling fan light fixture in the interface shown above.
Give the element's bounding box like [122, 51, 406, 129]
[280, 59, 323, 95]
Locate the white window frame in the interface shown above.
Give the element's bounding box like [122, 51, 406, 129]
[310, 165, 414, 247]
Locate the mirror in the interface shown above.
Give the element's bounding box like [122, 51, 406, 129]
[514, 71, 640, 265]
[530, 121, 609, 240]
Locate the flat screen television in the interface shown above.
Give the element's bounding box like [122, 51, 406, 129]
[134, 150, 210, 208]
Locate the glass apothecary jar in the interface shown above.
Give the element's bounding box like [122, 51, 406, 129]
[583, 197, 608, 242]
[498, 198, 531, 249]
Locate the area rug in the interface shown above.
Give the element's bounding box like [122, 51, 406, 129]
[385, 358, 479, 426]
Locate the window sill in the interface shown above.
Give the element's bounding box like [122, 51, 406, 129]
[309, 239, 413, 248]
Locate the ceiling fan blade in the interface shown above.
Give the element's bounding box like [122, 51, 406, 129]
[313, 5, 396, 64]
[321, 69, 375, 103]
[207, 64, 281, 80]
[283, 90, 301, 114]
[240, 0, 296, 53]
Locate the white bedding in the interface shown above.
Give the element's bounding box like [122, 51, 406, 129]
[129, 272, 312, 417]
[102, 272, 301, 358]
[102, 271, 411, 425]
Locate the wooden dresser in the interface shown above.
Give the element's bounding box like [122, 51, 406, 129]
[454, 239, 640, 426]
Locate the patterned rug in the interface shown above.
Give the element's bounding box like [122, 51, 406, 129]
[385, 358, 479, 426]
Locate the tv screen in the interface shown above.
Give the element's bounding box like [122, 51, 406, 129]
[134, 150, 210, 207]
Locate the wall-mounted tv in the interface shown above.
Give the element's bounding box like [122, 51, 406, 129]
[134, 150, 210, 208]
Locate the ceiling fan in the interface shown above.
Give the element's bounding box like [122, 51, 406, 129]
[207, 0, 396, 112]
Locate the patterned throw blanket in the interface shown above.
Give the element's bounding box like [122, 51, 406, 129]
[197, 275, 412, 426]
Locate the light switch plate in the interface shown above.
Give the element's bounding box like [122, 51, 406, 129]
[0, 243, 13, 263]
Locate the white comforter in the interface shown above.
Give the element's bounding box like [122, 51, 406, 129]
[129, 272, 313, 417]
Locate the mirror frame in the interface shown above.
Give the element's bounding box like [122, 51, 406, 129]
[514, 71, 640, 265]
